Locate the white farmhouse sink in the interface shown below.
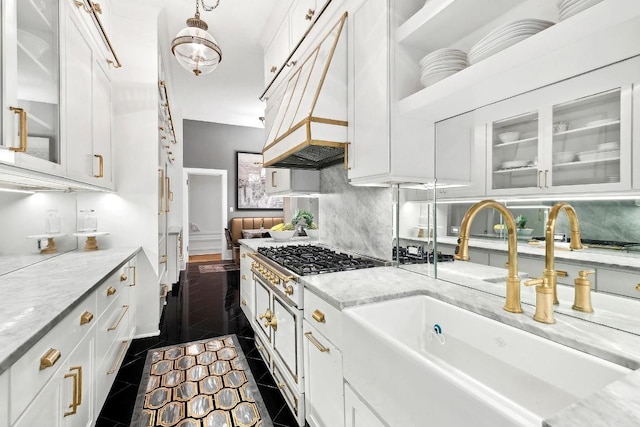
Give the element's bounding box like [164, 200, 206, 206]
[343, 295, 630, 427]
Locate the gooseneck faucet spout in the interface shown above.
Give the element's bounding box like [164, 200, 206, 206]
[455, 200, 523, 314]
[544, 202, 583, 305]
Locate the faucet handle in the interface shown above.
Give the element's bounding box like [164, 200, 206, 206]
[573, 271, 594, 313]
[524, 277, 555, 324]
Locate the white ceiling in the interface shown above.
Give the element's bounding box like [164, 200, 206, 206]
[160, 0, 278, 129]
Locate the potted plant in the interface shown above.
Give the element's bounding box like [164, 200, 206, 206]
[292, 209, 319, 239]
[515, 215, 533, 238]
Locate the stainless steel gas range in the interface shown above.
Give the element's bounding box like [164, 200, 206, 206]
[247, 244, 386, 426]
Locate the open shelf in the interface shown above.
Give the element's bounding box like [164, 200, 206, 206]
[494, 136, 538, 148]
[493, 166, 537, 174]
[553, 157, 620, 168]
[553, 120, 620, 137]
[399, 0, 640, 122]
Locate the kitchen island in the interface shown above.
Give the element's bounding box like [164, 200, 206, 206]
[240, 237, 640, 426]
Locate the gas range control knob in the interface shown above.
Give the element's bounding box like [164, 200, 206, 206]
[284, 285, 293, 295]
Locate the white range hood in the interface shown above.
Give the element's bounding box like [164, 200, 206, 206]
[262, 13, 348, 170]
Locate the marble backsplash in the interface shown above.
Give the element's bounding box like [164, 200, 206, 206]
[319, 164, 393, 260]
[555, 200, 640, 243]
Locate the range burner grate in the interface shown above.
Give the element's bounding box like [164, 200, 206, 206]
[257, 245, 380, 275]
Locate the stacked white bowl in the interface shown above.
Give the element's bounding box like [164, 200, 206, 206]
[558, 0, 603, 21]
[419, 48, 468, 88]
[469, 19, 555, 64]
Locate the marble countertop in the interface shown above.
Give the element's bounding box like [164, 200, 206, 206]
[0, 247, 140, 374]
[437, 235, 640, 270]
[168, 225, 182, 234]
[299, 264, 640, 426]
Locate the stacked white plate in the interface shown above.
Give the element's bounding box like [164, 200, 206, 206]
[469, 19, 555, 65]
[558, 0, 603, 21]
[419, 48, 468, 88]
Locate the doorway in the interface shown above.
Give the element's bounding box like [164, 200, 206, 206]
[182, 168, 228, 262]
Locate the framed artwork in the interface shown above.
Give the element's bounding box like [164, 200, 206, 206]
[236, 151, 283, 210]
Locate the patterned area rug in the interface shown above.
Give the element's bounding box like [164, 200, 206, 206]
[198, 263, 239, 274]
[131, 335, 272, 427]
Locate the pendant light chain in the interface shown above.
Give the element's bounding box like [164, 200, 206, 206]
[200, 0, 220, 12]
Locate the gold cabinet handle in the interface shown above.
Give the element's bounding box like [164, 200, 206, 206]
[264, 315, 277, 331]
[242, 274, 247, 280]
[305, 8, 315, 20]
[106, 286, 116, 296]
[304, 331, 330, 353]
[108, 305, 129, 331]
[108, 341, 129, 374]
[286, 60, 297, 67]
[636, 284, 640, 291]
[94, 154, 104, 178]
[9, 106, 27, 152]
[259, 309, 273, 321]
[74, 0, 101, 14]
[160, 284, 169, 298]
[40, 348, 61, 370]
[80, 311, 94, 325]
[271, 170, 277, 187]
[284, 285, 293, 295]
[158, 168, 165, 215]
[120, 273, 128, 282]
[312, 309, 325, 323]
[63, 368, 80, 417]
[160, 254, 167, 264]
[241, 299, 247, 306]
[556, 270, 569, 277]
[165, 176, 172, 212]
[128, 266, 136, 287]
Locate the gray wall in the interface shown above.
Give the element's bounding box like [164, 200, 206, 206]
[183, 119, 284, 222]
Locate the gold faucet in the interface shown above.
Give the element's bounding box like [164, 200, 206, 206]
[525, 277, 555, 324]
[544, 202, 583, 305]
[455, 200, 523, 314]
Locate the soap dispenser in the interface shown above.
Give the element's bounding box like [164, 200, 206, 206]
[524, 277, 555, 324]
[572, 270, 594, 313]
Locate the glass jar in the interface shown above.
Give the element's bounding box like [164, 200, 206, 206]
[45, 209, 61, 234]
[79, 209, 97, 232]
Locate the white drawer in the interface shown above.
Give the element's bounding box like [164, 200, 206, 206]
[10, 294, 97, 423]
[273, 360, 304, 420]
[304, 289, 342, 349]
[96, 290, 131, 369]
[95, 339, 130, 411]
[96, 265, 130, 316]
[597, 267, 640, 299]
[254, 333, 271, 366]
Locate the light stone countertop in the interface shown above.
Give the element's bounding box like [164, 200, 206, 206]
[299, 266, 640, 426]
[0, 251, 71, 277]
[168, 225, 182, 234]
[0, 247, 140, 374]
[436, 235, 640, 270]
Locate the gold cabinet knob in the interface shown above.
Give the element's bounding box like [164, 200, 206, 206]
[312, 309, 325, 323]
[277, 382, 285, 389]
[284, 285, 293, 295]
[40, 348, 61, 370]
[270, 65, 277, 73]
[636, 284, 640, 291]
[120, 274, 128, 282]
[241, 299, 247, 306]
[242, 274, 247, 280]
[80, 311, 94, 325]
[106, 286, 116, 296]
[264, 315, 278, 331]
[305, 8, 315, 20]
[242, 253, 246, 258]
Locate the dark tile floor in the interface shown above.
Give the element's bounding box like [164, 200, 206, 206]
[96, 261, 298, 427]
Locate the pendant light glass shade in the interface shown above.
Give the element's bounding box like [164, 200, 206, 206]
[171, 13, 222, 76]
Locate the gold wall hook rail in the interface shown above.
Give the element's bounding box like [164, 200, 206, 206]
[74, 0, 122, 68]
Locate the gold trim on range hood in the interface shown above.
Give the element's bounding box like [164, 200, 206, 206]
[262, 13, 348, 170]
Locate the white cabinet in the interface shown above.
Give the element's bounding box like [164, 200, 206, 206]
[485, 59, 635, 196]
[264, 19, 291, 86]
[1, 0, 63, 174]
[597, 268, 640, 300]
[64, 7, 113, 188]
[265, 168, 320, 196]
[344, 383, 387, 427]
[167, 228, 181, 285]
[239, 246, 254, 322]
[290, 0, 318, 48]
[347, 0, 433, 186]
[0, 371, 7, 427]
[303, 289, 345, 427]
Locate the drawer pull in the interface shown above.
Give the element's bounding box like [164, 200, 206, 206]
[108, 305, 129, 331]
[305, 331, 330, 353]
[160, 284, 169, 298]
[128, 266, 136, 287]
[242, 253, 246, 259]
[120, 273, 128, 282]
[63, 367, 81, 417]
[636, 284, 640, 291]
[312, 309, 325, 323]
[80, 311, 94, 325]
[106, 286, 117, 296]
[277, 382, 285, 389]
[556, 270, 569, 277]
[107, 341, 129, 374]
[241, 298, 247, 306]
[242, 274, 247, 280]
[40, 348, 61, 370]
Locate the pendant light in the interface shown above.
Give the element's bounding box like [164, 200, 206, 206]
[171, 0, 222, 76]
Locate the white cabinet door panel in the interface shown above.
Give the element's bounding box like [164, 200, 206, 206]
[344, 383, 387, 427]
[272, 297, 299, 382]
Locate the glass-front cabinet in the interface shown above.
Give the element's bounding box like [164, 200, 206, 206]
[1, 0, 61, 173]
[487, 57, 634, 196]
